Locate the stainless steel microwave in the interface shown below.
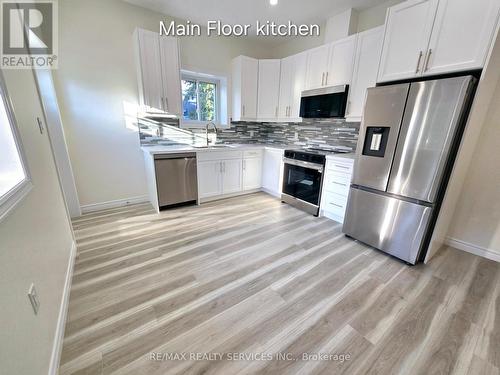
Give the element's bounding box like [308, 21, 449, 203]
[299, 85, 349, 118]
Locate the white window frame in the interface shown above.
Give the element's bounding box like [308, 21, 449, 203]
[180, 70, 223, 128]
[0, 70, 32, 222]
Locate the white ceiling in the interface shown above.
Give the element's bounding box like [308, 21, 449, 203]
[125, 0, 389, 40]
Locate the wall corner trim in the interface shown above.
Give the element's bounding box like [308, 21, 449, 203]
[80, 195, 149, 214]
[445, 236, 500, 263]
[48, 240, 77, 375]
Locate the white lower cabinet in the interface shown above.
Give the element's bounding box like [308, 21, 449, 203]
[243, 150, 263, 190]
[197, 160, 223, 198]
[197, 149, 264, 201]
[222, 159, 243, 194]
[262, 148, 284, 197]
[320, 157, 354, 223]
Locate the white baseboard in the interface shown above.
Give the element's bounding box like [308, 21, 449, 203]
[80, 195, 149, 214]
[260, 187, 281, 198]
[445, 237, 500, 263]
[48, 240, 77, 375]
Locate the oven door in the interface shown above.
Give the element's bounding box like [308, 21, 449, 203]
[282, 158, 324, 211]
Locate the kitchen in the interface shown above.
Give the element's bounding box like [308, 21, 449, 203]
[1, 0, 500, 374]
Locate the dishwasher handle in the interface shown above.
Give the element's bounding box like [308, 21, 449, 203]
[154, 152, 196, 160]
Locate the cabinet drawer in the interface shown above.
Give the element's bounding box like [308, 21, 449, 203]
[197, 150, 243, 162]
[328, 160, 353, 175]
[243, 149, 263, 158]
[324, 173, 350, 196]
[322, 191, 348, 217]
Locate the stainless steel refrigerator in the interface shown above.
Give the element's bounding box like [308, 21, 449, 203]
[343, 75, 476, 264]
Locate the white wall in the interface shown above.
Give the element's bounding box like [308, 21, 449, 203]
[447, 79, 500, 259]
[269, 0, 403, 58]
[53, 0, 268, 208]
[0, 68, 74, 374]
[357, 0, 402, 32]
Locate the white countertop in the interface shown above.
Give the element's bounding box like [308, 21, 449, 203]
[141, 144, 287, 155]
[141, 144, 355, 160]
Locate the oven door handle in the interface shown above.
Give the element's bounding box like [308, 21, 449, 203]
[283, 158, 324, 173]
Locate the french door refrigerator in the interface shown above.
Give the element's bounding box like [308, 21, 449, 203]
[343, 75, 476, 264]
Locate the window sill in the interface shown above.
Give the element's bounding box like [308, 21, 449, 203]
[0, 179, 33, 223]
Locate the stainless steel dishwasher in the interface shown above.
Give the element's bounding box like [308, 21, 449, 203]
[154, 153, 198, 209]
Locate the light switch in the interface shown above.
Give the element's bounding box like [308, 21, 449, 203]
[28, 283, 40, 315]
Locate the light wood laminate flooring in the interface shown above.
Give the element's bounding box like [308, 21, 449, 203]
[60, 193, 500, 375]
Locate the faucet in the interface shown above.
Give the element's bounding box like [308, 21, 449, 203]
[205, 122, 218, 147]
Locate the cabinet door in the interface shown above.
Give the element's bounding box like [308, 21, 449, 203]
[291, 52, 308, 119]
[423, 0, 500, 76]
[198, 160, 222, 198]
[346, 27, 384, 121]
[305, 45, 330, 89]
[243, 158, 262, 190]
[241, 57, 259, 119]
[257, 60, 281, 119]
[326, 35, 357, 86]
[222, 159, 243, 194]
[278, 56, 294, 118]
[262, 149, 284, 196]
[135, 29, 163, 110]
[159, 36, 182, 116]
[377, 0, 438, 83]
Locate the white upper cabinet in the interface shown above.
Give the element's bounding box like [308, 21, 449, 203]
[305, 36, 357, 89]
[257, 59, 281, 120]
[423, 0, 500, 76]
[326, 35, 357, 86]
[346, 26, 384, 122]
[134, 28, 182, 114]
[134, 29, 163, 111]
[378, 0, 438, 83]
[278, 52, 307, 120]
[305, 45, 330, 89]
[158, 36, 182, 116]
[278, 56, 294, 118]
[232, 56, 258, 121]
[378, 0, 500, 82]
[290, 52, 308, 119]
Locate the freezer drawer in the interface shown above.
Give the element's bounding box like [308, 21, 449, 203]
[343, 188, 432, 264]
[351, 84, 409, 191]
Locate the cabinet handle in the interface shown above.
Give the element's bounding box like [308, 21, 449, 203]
[287, 106, 290, 117]
[220, 162, 223, 173]
[332, 181, 347, 187]
[223, 162, 226, 173]
[321, 72, 325, 86]
[243, 160, 246, 171]
[275, 107, 278, 117]
[334, 164, 349, 169]
[424, 49, 432, 72]
[415, 51, 423, 73]
[325, 72, 329, 85]
[160, 97, 164, 110]
[242, 105, 245, 116]
[330, 202, 344, 208]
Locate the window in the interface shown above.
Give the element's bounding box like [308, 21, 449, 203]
[181, 73, 219, 124]
[0, 71, 31, 221]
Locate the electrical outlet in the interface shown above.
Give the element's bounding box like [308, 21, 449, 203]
[294, 132, 299, 140]
[28, 283, 40, 315]
[249, 130, 255, 137]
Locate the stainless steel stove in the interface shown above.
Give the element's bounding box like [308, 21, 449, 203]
[281, 149, 329, 216]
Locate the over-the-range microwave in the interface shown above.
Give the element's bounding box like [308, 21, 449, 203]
[299, 85, 349, 118]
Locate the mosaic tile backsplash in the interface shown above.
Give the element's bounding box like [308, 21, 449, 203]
[139, 117, 360, 152]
